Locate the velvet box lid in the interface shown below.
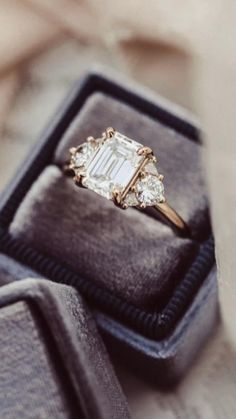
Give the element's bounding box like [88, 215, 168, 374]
[0, 277, 130, 418]
[0, 69, 218, 386]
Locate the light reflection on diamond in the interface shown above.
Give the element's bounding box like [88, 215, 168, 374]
[124, 191, 139, 206]
[136, 175, 164, 205]
[70, 130, 166, 209]
[82, 131, 144, 199]
[72, 143, 94, 168]
[145, 161, 158, 175]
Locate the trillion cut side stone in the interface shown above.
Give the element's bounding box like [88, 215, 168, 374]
[136, 174, 164, 205]
[82, 132, 144, 199]
[145, 161, 158, 175]
[72, 143, 94, 168]
[124, 191, 139, 206]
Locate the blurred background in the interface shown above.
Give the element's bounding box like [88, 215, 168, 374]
[0, 1, 236, 417]
[0, 0, 197, 190]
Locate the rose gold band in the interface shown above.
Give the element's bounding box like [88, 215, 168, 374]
[154, 202, 190, 236]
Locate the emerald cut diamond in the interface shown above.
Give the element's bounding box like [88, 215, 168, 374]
[70, 129, 165, 209]
[82, 131, 144, 199]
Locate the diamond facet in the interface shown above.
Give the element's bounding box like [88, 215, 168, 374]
[124, 191, 139, 206]
[145, 161, 158, 175]
[72, 143, 94, 168]
[136, 175, 164, 205]
[82, 132, 144, 199]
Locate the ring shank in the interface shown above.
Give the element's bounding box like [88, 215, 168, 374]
[154, 202, 190, 237]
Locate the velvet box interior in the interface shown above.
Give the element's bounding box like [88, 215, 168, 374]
[0, 70, 218, 386]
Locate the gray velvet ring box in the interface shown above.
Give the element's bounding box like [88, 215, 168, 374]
[0, 70, 218, 386]
[0, 277, 130, 419]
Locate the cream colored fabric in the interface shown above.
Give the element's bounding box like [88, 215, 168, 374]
[0, 1, 235, 417]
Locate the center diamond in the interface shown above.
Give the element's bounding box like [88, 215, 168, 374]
[82, 131, 144, 199]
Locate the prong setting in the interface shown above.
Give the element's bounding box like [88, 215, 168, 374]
[105, 127, 115, 138]
[69, 147, 77, 155]
[112, 189, 122, 206]
[131, 185, 136, 193]
[139, 202, 147, 209]
[149, 155, 157, 163]
[73, 173, 84, 187]
[86, 136, 97, 146]
[137, 146, 153, 157]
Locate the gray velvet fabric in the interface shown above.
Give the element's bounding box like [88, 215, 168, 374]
[55, 92, 209, 237]
[10, 166, 196, 309]
[0, 253, 40, 286]
[0, 301, 72, 418]
[0, 278, 130, 419]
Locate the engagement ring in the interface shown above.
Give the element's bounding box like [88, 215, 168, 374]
[65, 128, 189, 236]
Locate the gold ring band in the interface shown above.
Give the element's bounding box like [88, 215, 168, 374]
[154, 202, 190, 236]
[65, 128, 189, 237]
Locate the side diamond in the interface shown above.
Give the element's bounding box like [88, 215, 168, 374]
[71, 143, 94, 168]
[145, 161, 158, 175]
[136, 175, 164, 205]
[124, 191, 139, 207]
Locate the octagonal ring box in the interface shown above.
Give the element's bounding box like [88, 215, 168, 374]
[0, 70, 218, 387]
[0, 275, 130, 418]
